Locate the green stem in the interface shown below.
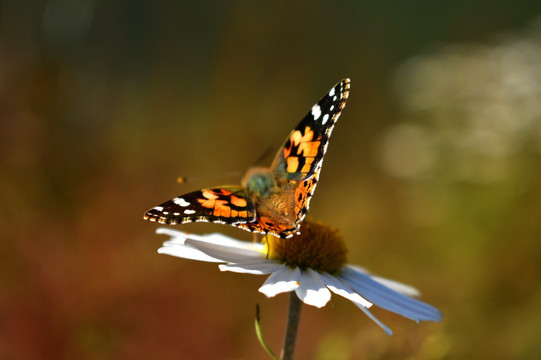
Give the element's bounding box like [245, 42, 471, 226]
[255, 305, 278, 360]
[281, 292, 302, 360]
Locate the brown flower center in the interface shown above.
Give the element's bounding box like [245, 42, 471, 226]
[266, 220, 348, 274]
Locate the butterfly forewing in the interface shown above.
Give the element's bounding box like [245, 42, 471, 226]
[271, 78, 350, 181]
[144, 186, 256, 225]
[270, 79, 350, 234]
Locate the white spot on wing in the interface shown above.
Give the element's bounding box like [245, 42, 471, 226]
[311, 104, 321, 120]
[153, 206, 164, 211]
[174, 198, 191, 207]
[322, 114, 330, 125]
[184, 209, 196, 214]
[329, 87, 335, 97]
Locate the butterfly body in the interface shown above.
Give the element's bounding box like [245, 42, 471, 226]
[244, 168, 299, 235]
[242, 167, 276, 198]
[145, 79, 350, 238]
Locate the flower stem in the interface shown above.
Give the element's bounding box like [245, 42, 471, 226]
[255, 305, 278, 360]
[281, 292, 302, 360]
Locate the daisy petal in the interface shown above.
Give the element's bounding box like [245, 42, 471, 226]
[371, 275, 421, 298]
[156, 228, 190, 242]
[340, 267, 442, 323]
[318, 272, 373, 308]
[158, 228, 263, 249]
[353, 302, 393, 336]
[295, 269, 331, 308]
[158, 243, 223, 263]
[219, 259, 282, 275]
[157, 228, 256, 263]
[185, 238, 264, 263]
[191, 234, 265, 251]
[259, 266, 301, 298]
[347, 265, 420, 297]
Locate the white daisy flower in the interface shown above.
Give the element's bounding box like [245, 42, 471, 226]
[156, 221, 442, 335]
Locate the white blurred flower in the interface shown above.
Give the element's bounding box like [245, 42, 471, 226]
[156, 221, 441, 335]
[386, 17, 541, 183]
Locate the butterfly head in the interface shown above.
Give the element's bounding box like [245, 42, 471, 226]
[242, 167, 276, 198]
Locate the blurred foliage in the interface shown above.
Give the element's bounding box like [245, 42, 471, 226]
[1, 1, 541, 359]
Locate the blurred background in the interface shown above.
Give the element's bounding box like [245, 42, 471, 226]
[1, 1, 541, 359]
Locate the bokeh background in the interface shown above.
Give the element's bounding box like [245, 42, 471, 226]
[1, 1, 541, 359]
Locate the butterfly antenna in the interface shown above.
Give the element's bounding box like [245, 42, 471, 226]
[177, 176, 189, 184]
[177, 171, 243, 184]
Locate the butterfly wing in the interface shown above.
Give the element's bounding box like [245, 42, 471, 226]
[271, 79, 350, 233]
[144, 186, 256, 226]
[234, 212, 300, 239]
[270, 78, 350, 181]
[291, 166, 321, 227]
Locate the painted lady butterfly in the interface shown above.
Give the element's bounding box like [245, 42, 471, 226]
[144, 79, 350, 238]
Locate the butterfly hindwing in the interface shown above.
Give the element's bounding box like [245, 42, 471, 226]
[271, 78, 350, 181]
[144, 186, 256, 226]
[293, 167, 320, 224]
[235, 218, 298, 239]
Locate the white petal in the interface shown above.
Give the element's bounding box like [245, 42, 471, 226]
[353, 302, 393, 336]
[259, 266, 301, 298]
[295, 269, 331, 308]
[158, 243, 223, 263]
[347, 265, 420, 297]
[157, 228, 266, 251]
[185, 238, 264, 263]
[156, 228, 190, 243]
[156, 228, 266, 263]
[219, 259, 282, 275]
[339, 266, 442, 323]
[346, 264, 369, 273]
[371, 275, 420, 298]
[318, 272, 373, 308]
[188, 233, 265, 250]
[324, 266, 392, 334]
[161, 238, 187, 247]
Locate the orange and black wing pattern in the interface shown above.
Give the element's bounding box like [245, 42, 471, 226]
[292, 167, 321, 226]
[271, 78, 350, 181]
[234, 218, 298, 239]
[144, 187, 256, 226]
[271, 79, 350, 229]
[144, 79, 350, 239]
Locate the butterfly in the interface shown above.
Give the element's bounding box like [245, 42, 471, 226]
[144, 79, 350, 238]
